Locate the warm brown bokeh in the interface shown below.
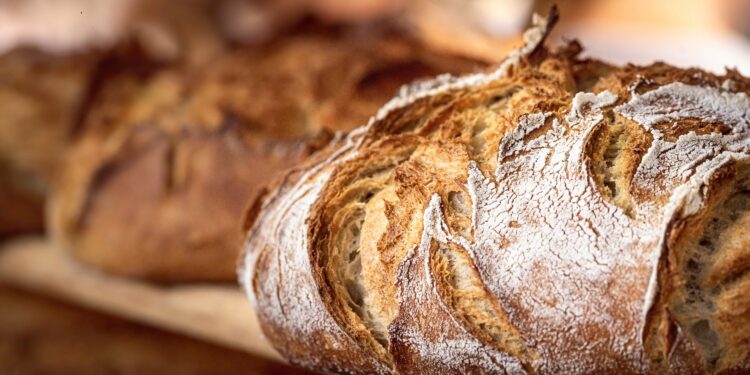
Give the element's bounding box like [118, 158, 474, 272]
[0, 283, 311, 374]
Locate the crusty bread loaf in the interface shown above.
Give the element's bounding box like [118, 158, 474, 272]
[240, 10, 750, 374]
[49, 30, 481, 282]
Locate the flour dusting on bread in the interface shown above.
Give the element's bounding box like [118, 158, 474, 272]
[240, 8, 750, 374]
[373, 7, 557, 124]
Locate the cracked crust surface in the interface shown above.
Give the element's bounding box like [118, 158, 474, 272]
[241, 10, 750, 374]
[49, 30, 481, 282]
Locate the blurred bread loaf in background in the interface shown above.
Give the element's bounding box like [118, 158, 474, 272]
[0, 0, 506, 281]
[0, 0, 520, 244]
[47, 22, 483, 282]
[0, 50, 98, 239]
[0, 0, 222, 240]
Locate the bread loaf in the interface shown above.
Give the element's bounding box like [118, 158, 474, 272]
[50, 30, 481, 282]
[240, 10, 750, 374]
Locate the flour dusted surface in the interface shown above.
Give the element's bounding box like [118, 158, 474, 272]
[614, 82, 750, 347]
[239, 11, 750, 373]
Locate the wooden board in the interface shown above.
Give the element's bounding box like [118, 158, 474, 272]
[0, 237, 281, 362]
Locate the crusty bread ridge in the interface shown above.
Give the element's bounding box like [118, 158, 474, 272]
[49, 30, 481, 282]
[240, 8, 750, 374]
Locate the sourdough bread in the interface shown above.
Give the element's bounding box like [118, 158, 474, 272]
[240, 10, 750, 374]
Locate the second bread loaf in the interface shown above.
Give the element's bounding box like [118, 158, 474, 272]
[50, 29, 481, 282]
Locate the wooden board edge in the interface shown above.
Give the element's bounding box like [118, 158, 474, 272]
[0, 237, 283, 362]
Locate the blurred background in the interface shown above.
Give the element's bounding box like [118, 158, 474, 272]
[1, 0, 749, 374]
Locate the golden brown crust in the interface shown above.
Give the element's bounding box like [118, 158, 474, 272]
[50, 30, 482, 282]
[241, 12, 750, 374]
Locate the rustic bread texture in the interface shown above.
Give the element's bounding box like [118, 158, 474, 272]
[49, 31, 481, 282]
[240, 10, 750, 374]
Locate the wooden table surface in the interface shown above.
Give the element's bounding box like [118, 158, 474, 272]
[0, 237, 306, 374]
[0, 282, 310, 375]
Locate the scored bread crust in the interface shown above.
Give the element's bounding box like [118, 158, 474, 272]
[240, 10, 750, 374]
[49, 30, 481, 282]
